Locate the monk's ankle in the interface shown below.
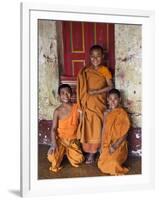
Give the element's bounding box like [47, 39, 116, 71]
[85, 153, 96, 164]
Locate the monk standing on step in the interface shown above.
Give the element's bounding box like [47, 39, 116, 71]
[77, 45, 113, 164]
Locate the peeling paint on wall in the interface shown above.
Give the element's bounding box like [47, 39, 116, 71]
[115, 24, 142, 128]
[38, 20, 61, 120]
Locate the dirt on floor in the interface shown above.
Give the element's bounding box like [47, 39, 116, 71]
[38, 144, 141, 179]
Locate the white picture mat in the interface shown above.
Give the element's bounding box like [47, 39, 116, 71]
[21, 2, 155, 197]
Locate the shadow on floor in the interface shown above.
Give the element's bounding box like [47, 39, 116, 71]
[38, 144, 141, 179]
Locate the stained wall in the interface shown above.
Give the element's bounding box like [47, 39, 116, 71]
[38, 20, 60, 121]
[115, 24, 142, 156]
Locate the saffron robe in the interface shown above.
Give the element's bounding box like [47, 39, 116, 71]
[47, 104, 84, 172]
[98, 107, 130, 175]
[77, 66, 112, 152]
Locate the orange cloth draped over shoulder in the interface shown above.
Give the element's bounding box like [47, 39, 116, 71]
[98, 108, 130, 175]
[58, 104, 79, 140]
[77, 66, 112, 153]
[47, 104, 84, 172]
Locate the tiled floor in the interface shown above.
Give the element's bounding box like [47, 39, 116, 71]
[38, 144, 141, 179]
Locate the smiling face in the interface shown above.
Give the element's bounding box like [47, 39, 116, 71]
[59, 87, 72, 103]
[107, 93, 121, 110]
[90, 49, 103, 68]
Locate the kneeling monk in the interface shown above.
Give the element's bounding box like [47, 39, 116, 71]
[98, 89, 130, 175]
[47, 84, 84, 172]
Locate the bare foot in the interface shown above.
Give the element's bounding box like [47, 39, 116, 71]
[85, 153, 96, 164]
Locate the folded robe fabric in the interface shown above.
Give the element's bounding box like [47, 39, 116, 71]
[77, 66, 112, 147]
[48, 138, 84, 172]
[47, 104, 84, 172]
[98, 107, 130, 175]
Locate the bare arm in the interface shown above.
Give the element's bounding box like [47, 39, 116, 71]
[47, 110, 58, 154]
[88, 78, 113, 95]
[109, 134, 128, 154]
[112, 134, 128, 149]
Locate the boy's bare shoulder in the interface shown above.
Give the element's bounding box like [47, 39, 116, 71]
[53, 105, 63, 114]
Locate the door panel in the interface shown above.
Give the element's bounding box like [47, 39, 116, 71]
[62, 21, 115, 77]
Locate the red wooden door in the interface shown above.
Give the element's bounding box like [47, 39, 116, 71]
[62, 21, 115, 77]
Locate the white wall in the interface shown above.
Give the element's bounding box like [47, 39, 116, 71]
[0, 0, 158, 200]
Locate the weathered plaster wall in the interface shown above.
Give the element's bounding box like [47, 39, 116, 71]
[115, 24, 142, 156]
[38, 20, 60, 120]
[115, 24, 142, 127]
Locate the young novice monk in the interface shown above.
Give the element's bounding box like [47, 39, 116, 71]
[98, 89, 130, 175]
[47, 84, 84, 172]
[77, 45, 113, 164]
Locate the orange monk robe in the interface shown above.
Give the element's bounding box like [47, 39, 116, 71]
[98, 108, 130, 175]
[47, 104, 84, 172]
[77, 66, 112, 153]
